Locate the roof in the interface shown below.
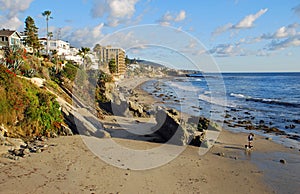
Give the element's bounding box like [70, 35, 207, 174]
[0, 29, 20, 38]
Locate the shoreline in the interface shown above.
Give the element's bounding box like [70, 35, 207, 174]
[117, 76, 300, 193]
[139, 76, 300, 150]
[0, 76, 299, 193]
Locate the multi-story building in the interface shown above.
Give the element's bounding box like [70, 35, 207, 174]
[0, 29, 21, 48]
[95, 45, 126, 75]
[39, 38, 71, 56]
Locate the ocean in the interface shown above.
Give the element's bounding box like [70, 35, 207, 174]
[142, 72, 300, 148]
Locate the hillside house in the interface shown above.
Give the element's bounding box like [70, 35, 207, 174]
[0, 29, 21, 48]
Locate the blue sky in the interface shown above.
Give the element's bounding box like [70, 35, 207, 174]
[0, 0, 300, 72]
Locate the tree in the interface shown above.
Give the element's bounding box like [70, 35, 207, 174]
[108, 58, 117, 74]
[93, 44, 103, 68]
[24, 16, 40, 54]
[42, 10, 53, 55]
[48, 32, 53, 40]
[125, 55, 130, 65]
[77, 47, 91, 69]
[93, 44, 102, 54]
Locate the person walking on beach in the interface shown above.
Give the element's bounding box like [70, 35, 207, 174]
[247, 133, 254, 148]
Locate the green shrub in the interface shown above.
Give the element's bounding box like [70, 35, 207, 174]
[0, 65, 63, 138]
[61, 62, 78, 81]
[108, 59, 117, 74]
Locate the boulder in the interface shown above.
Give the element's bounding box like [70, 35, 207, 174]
[190, 131, 206, 147]
[280, 159, 286, 164]
[0, 124, 8, 137]
[61, 106, 110, 138]
[59, 123, 74, 136]
[292, 119, 300, 124]
[128, 100, 145, 117]
[152, 108, 192, 146]
[73, 109, 111, 138]
[217, 152, 225, 157]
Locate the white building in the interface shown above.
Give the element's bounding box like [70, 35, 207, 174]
[39, 38, 71, 56]
[64, 47, 82, 64]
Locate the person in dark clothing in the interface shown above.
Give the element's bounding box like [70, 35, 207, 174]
[247, 133, 254, 148]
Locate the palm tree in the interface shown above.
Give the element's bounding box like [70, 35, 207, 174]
[42, 10, 53, 55]
[48, 32, 53, 40]
[77, 47, 91, 69]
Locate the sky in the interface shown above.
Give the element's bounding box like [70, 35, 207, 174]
[0, 0, 300, 72]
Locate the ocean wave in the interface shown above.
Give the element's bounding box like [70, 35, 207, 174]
[199, 94, 229, 107]
[166, 81, 200, 92]
[230, 93, 300, 108]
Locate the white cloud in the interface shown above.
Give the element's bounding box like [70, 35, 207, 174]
[174, 10, 186, 22]
[0, 0, 35, 30]
[268, 35, 300, 50]
[261, 23, 299, 39]
[223, 23, 300, 52]
[209, 44, 247, 57]
[0, 16, 22, 30]
[158, 10, 186, 26]
[274, 26, 295, 38]
[67, 23, 105, 48]
[110, 0, 136, 18]
[212, 8, 268, 37]
[0, 0, 34, 17]
[234, 8, 268, 29]
[91, 0, 139, 27]
[211, 23, 233, 37]
[99, 30, 148, 50]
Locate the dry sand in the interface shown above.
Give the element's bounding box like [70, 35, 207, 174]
[0, 76, 299, 194]
[1, 130, 299, 194]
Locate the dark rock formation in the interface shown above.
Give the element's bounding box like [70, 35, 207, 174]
[128, 100, 148, 117]
[152, 108, 192, 146]
[280, 159, 286, 164]
[151, 108, 220, 146]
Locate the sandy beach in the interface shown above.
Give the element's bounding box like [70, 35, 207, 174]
[1, 129, 299, 193]
[0, 76, 299, 194]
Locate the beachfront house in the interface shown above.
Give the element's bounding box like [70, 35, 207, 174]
[0, 29, 22, 49]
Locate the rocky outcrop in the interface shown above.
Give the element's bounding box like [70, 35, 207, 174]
[152, 108, 192, 146]
[127, 100, 150, 117]
[61, 106, 110, 138]
[151, 108, 222, 146]
[73, 109, 111, 138]
[1, 136, 56, 160]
